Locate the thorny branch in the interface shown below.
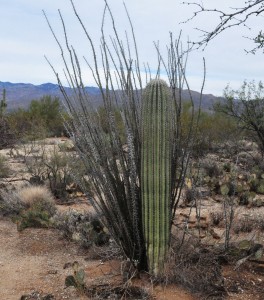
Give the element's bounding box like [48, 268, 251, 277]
[182, 1, 264, 53]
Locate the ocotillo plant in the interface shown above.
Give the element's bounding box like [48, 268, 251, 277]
[45, 0, 203, 275]
[141, 79, 172, 275]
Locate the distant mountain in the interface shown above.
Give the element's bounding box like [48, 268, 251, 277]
[0, 81, 101, 111]
[0, 81, 223, 111]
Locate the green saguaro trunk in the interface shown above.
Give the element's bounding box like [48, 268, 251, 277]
[141, 79, 172, 275]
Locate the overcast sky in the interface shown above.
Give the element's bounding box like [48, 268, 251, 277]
[0, 0, 263, 96]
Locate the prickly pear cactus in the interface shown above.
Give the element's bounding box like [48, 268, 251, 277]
[141, 79, 172, 275]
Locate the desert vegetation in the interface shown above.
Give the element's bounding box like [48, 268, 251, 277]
[0, 1, 264, 299]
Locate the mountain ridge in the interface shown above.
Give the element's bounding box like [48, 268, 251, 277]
[0, 81, 223, 111]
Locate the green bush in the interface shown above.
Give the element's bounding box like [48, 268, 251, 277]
[6, 96, 70, 142]
[0, 117, 16, 149]
[18, 185, 56, 214]
[7, 108, 47, 141]
[28, 95, 65, 137]
[181, 105, 240, 157]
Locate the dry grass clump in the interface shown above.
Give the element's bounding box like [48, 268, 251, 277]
[210, 211, 224, 226]
[17, 185, 56, 231]
[0, 185, 56, 231]
[233, 216, 254, 234]
[18, 185, 56, 214]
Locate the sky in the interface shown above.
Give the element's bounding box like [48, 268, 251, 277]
[0, 0, 263, 96]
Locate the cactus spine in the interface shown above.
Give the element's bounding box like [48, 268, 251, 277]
[141, 79, 172, 275]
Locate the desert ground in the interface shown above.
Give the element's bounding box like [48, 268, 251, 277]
[0, 137, 264, 299]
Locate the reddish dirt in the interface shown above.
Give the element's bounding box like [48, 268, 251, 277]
[1, 217, 263, 300]
[223, 263, 264, 300]
[0, 218, 195, 300]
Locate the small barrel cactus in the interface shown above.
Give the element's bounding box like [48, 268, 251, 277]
[141, 79, 172, 275]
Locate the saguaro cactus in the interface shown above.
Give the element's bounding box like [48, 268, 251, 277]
[141, 79, 172, 275]
[0, 89, 7, 118]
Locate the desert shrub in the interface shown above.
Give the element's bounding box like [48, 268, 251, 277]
[6, 96, 69, 142]
[0, 185, 56, 230]
[222, 162, 231, 172]
[0, 189, 26, 217]
[53, 210, 109, 248]
[236, 151, 254, 167]
[44, 149, 89, 201]
[182, 108, 240, 157]
[215, 81, 264, 155]
[161, 235, 226, 298]
[201, 159, 221, 177]
[239, 191, 256, 206]
[27, 95, 65, 137]
[239, 192, 250, 206]
[44, 148, 71, 200]
[0, 117, 16, 149]
[257, 218, 264, 231]
[7, 108, 48, 142]
[210, 211, 224, 226]
[15, 185, 57, 231]
[184, 187, 199, 205]
[17, 207, 51, 231]
[249, 178, 259, 192]
[248, 177, 264, 195]
[0, 154, 11, 178]
[233, 216, 254, 234]
[18, 185, 56, 214]
[22, 144, 87, 202]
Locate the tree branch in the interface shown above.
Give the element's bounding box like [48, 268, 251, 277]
[182, 1, 264, 52]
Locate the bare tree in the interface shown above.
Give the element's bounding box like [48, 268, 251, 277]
[182, 1, 264, 53]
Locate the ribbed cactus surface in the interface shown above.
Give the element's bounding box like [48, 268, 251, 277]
[141, 79, 172, 275]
